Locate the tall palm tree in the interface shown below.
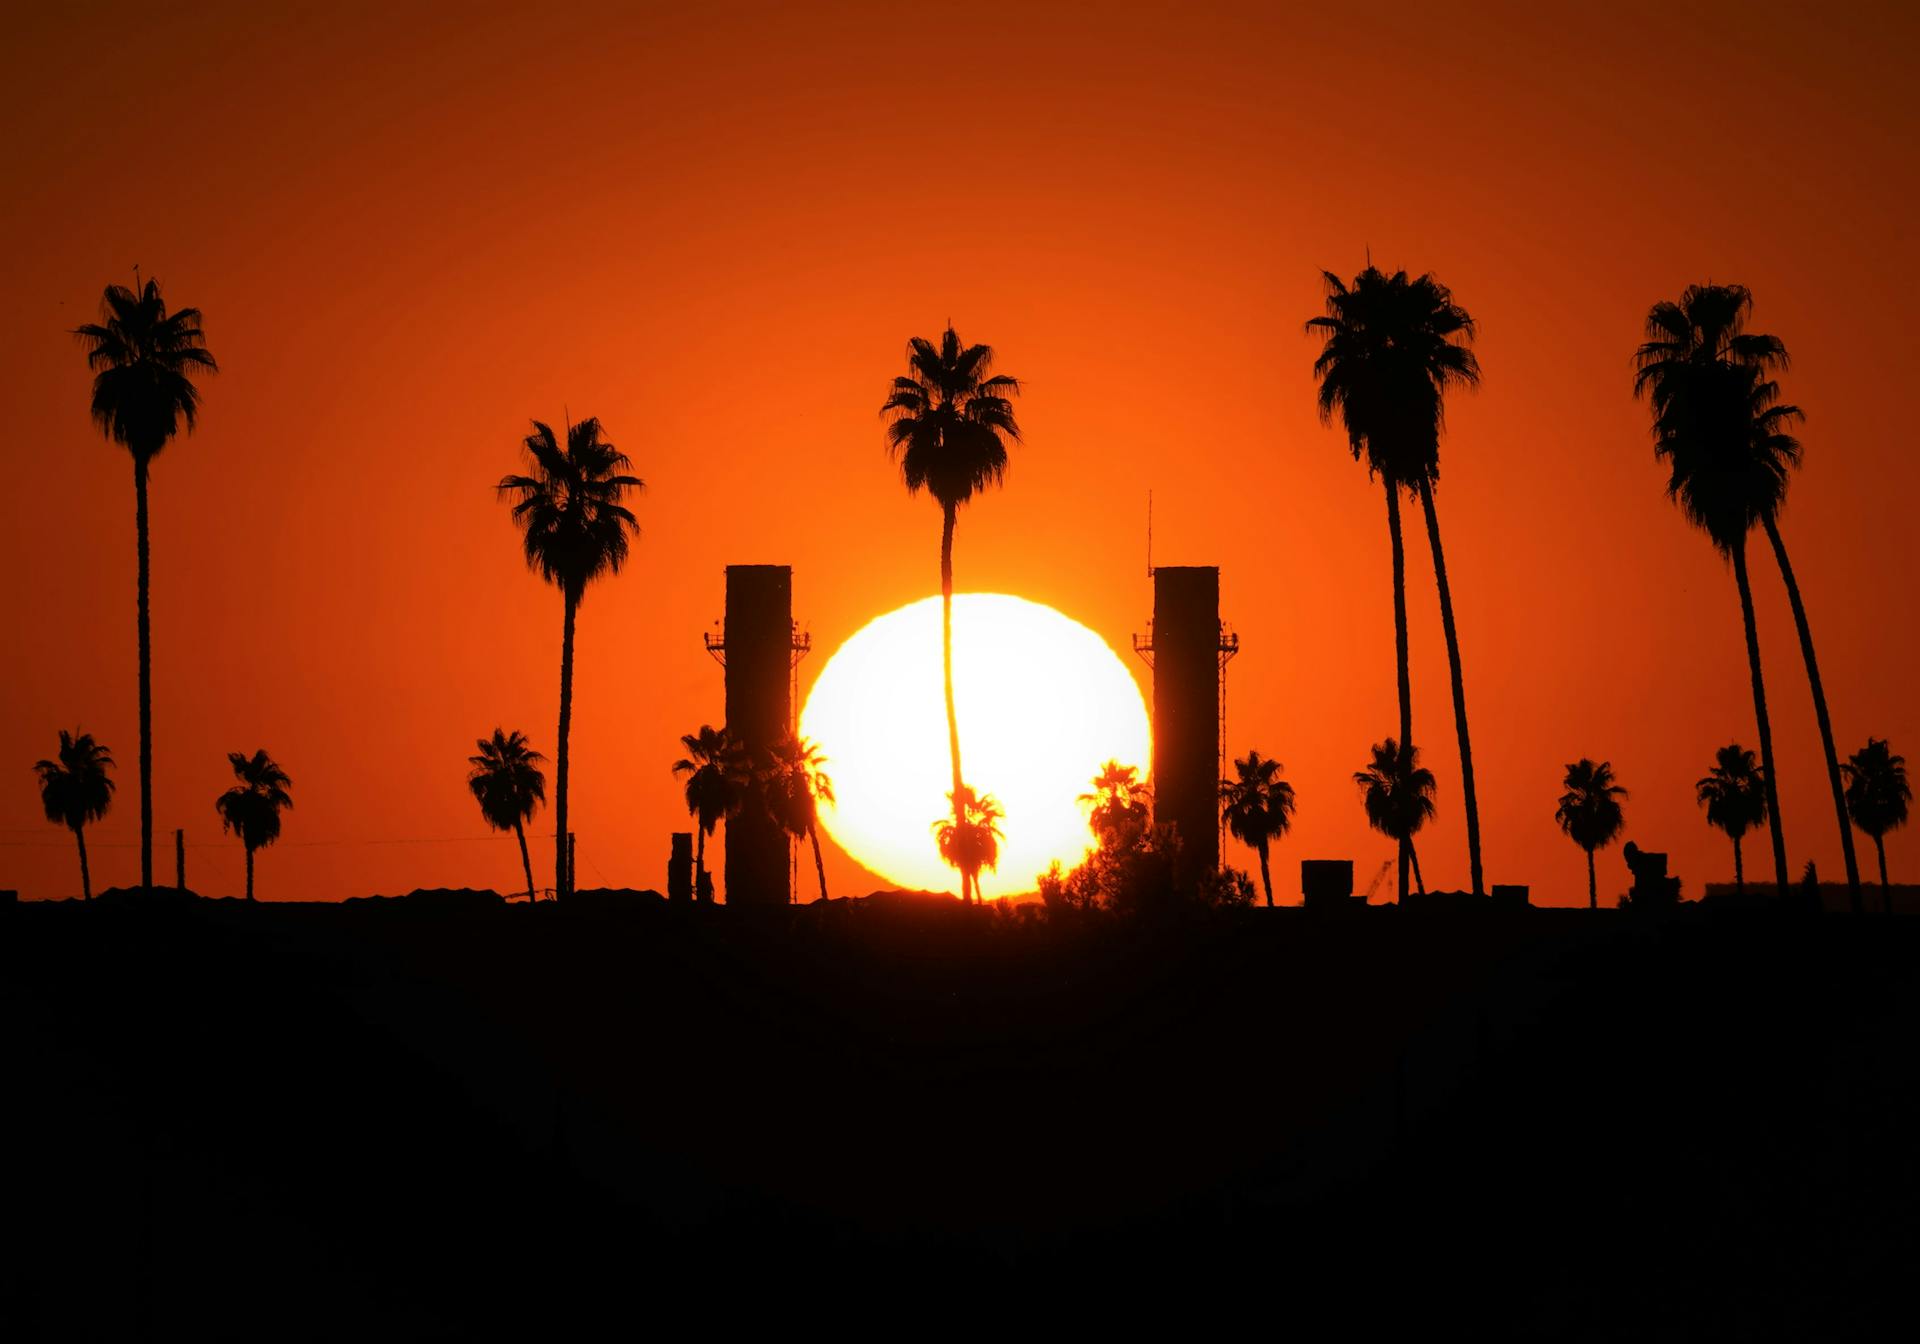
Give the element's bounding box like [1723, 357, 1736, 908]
[1634, 283, 1855, 902]
[1555, 758, 1628, 910]
[1308, 266, 1486, 898]
[73, 278, 218, 892]
[1695, 744, 1767, 896]
[881, 326, 1022, 904]
[1080, 759, 1152, 852]
[34, 730, 115, 900]
[214, 749, 292, 902]
[934, 786, 1004, 902]
[672, 724, 742, 903]
[1354, 738, 1437, 899]
[1842, 738, 1910, 912]
[764, 735, 835, 904]
[467, 728, 547, 902]
[498, 417, 641, 901]
[1218, 750, 1297, 907]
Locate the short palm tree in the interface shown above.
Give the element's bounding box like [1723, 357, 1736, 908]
[1309, 266, 1485, 898]
[1634, 283, 1860, 903]
[467, 728, 547, 901]
[1218, 750, 1297, 907]
[881, 326, 1021, 903]
[74, 278, 217, 892]
[1080, 760, 1152, 852]
[934, 785, 1004, 901]
[215, 749, 292, 901]
[1695, 744, 1767, 896]
[672, 724, 743, 903]
[764, 735, 835, 904]
[1555, 759, 1627, 909]
[34, 730, 115, 900]
[1354, 738, 1436, 899]
[499, 417, 642, 900]
[1842, 738, 1910, 912]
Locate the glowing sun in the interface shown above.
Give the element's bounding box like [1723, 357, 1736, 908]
[799, 593, 1151, 897]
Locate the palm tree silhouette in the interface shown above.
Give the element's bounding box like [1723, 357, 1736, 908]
[934, 786, 1004, 902]
[1080, 760, 1152, 853]
[467, 729, 547, 902]
[1841, 738, 1910, 913]
[73, 279, 217, 892]
[34, 730, 115, 900]
[1309, 266, 1486, 898]
[672, 725, 743, 903]
[881, 326, 1021, 904]
[1696, 744, 1767, 897]
[1354, 738, 1436, 899]
[498, 417, 641, 901]
[764, 735, 835, 904]
[214, 749, 292, 902]
[1634, 284, 1857, 903]
[1555, 759, 1628, 910]
[1218, 750, 1297, 907]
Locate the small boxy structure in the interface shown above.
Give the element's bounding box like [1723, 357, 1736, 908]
[668, 832, 693, 904]
[1302, 859, 1356, 910]
[722, 565, 792, 907]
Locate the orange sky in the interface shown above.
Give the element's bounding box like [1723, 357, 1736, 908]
[3, 1, 1916, 905]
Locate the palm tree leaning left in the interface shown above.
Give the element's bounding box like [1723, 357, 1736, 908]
[74, 279, 218, 892]
[468, 728, 547, 901]
[1842, 738, 1910, 913]
[34, 730, 115, 900]
[215, 749, 292, 901]
[499, 417, 642, 901]
[673, 725, 742, 903]
[1218, 750, 1297, 907]
[1696, 744, 1767, 897]
[1354, 738, 1436, 898]
[881, 326, 1022, 904]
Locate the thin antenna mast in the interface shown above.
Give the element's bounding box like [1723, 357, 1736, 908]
[1146, 490, 1154, 578]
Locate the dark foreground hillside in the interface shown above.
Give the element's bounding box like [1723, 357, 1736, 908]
[3, 897, 1914, 1339]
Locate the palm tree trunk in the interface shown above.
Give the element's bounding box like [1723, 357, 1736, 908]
[1408, 840, 1426, 896]
[555, 587, 578, 901]
[514, 818, 535, 902]
[809, 824, 828, 903]
[1731, 539, 1790, 896]
[1258, 839, 1273, 908]
[1877, 835, 1889, 914]
[245, 845, 255, 902]
[76, 826, 92, 902]
[1386, 479, 1412, 904]
[1418, 478, 1484, 896]
[940, 500, 969, 904]
[1586, 847, 1596, 910]
[1733, 834, 1744, 895]
[1761, 515, 1862, 913]
[134, 455, 154, 892]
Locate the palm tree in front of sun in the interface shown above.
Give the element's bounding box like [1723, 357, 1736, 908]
[1842, 738, 1910, 912]
[499, 417, 642, 901]
[1080, 760, 1152, 853]
[934, 785, 1005, 902]
[764, 734, 835, 904]
[1354, 738, 1436, 899]
[34, 729, 115, 900]
[215, 749, 292, 901]
[881, 326, 1022, 903]
[1218, 750, 1297, 908]
[1696, 744, 1767, 897]
[1308, 266, 1485, 899]
[468, 728, 547, 902]
[74, 278, 218, 892]
[672, 724, 743, 903]
[1555, 758, 1627, 910]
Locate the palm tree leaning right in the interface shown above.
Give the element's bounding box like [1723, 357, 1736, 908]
[1696, 744, 1767, 897]
[673, 725, 742, 903]
[74, 278, 218, 892]
[1354, 738, 1436, 899]
[881, 326, 1022, 903]
[34, 730, 115, 900]
[1218, 750, 1297, 908]
[1555, 758, 1627, 910]
[764, 734, 834, 904]
[468, 728, 547, 902]
[215, 749, 292, 901]
[1842, 738, 1910, 913]
[499, 417, 642, 901]
[1309, 266, 1486, 899]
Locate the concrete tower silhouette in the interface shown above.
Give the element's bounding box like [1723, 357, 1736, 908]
[712, 565, 793, 907]
[1135, 566, 1236, 881]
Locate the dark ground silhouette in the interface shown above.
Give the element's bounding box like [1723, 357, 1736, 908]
[3, 898, 1913, 1337]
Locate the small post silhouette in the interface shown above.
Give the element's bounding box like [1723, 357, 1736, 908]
[568, 832, 577, 895]
[175, 828, 185, 891]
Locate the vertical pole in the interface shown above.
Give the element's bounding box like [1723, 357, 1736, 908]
[568, 832, 577, 894]
[175, 828, 185, 891]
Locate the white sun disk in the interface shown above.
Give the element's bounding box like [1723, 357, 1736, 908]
[799, 594, 1152, 897]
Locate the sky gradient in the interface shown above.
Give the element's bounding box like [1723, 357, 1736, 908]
[3, 1, 1916, 904]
